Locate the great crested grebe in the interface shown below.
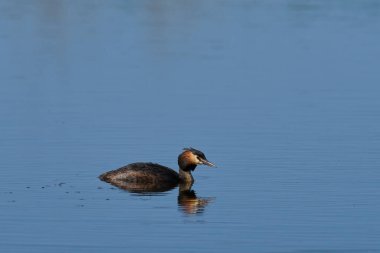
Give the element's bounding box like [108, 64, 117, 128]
[99, 148, 216, 187]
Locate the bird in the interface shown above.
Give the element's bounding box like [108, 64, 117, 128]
[99, 147, 216, 189]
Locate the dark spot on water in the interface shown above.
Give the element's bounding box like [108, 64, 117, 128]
[58, 182, 65, 187]
[65, 192, 69, 194]
[183, 220, 207, 224]
[26, 186, 30, 189]
[154, 206, 170, 209]
[106, 198, 110, 200]
[97, 186, 103, 189]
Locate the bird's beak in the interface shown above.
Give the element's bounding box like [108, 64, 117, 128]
[200, 158, 217, 167]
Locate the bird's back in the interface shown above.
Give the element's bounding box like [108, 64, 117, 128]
[99, 162, 179, 184]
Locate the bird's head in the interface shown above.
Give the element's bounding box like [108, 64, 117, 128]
[178, 147, 216, 171]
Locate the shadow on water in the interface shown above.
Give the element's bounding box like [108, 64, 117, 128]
[101, 179, 214, 215]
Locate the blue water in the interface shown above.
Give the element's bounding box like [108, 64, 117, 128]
[1, 1, 380, 252]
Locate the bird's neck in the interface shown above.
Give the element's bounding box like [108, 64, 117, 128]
[179, 168, 194, 184]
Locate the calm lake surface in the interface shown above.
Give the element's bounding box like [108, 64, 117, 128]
[1, 1, 380, 252]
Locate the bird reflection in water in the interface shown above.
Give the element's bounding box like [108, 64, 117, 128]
[102, 179, 214, 215]
[177, 182, 214, 215]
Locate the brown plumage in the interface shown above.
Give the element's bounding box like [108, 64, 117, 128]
[99, 162, 179, 184]
[99, 148, 216, 189]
